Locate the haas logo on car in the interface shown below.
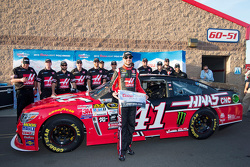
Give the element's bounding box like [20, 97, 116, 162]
[125, 78, 135, 87]
[23, 74, 35, 85]
[44, 76, 53, 87]
[92, 75, 102, 85]
[59, 78, 70, 88]
[75, 75, 85, 85]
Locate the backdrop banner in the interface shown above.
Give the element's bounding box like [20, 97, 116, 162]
[12, 49, 186, 107]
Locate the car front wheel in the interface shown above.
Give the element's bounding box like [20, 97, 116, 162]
[42, 115, 84, 153]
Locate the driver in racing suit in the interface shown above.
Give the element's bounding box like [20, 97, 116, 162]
[111, 51, 147, 161]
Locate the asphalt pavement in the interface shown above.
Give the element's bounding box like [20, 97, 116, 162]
[0, 107, 250, 167]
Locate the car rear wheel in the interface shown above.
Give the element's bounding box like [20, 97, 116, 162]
[189, 109, 217, 139]
[42, 115, 84, 153]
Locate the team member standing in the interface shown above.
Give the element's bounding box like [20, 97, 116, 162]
[152, 61, 168, 75]
[163, 58, 174, 75]
[11, 57, 37, 121]
[108, 61, 117, 81]
[52, 61, 77, 96]
[137, 58, 152, 75]
[71, 59, 88, 92]
[172, 63, 187, 78]
[99, 60, 109, 82]
[37, 59, 56, 99]
[87, 58, 107, 91]
[111, 51, 147, 161]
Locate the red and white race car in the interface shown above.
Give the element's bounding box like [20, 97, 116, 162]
[11, 75, 243, 153]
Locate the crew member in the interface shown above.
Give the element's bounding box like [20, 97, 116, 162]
[111, 51, 147, 161]
[152, 61, 168, 75]
[71, 59, 88, 92]
[87, 58, 107, 91]
[172, 63, 187, 78]
[52, 61, 76, 95]
[138, 58, 152, 75]
[11, 57, 37, 122]
[108, 61, 117, 81]
[37, 59, 56, 99]
[99, 60, 109, 82]
[163, 58, 174, 75]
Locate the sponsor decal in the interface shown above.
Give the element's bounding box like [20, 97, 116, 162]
[80, 114, 92, 119]
[93, 108, 105, 112]
[23, 74, 35, 85]
[124, 78, 135, 87]
[59, 78, 70, 89]
[49, 108, 75, 115]
[232, 94, 239, 103]
[228, 114, 240, 121]
[108, 122, 118, 129]
[109, 114, 117, 122]
[44, 76, 53, 87]
[99, 98, 112, 103]
[23, 136, 35, 140]
[23, 123, 37, 127]
[93, 104, 105, 108]
[171, 92, 228, 108]
[177, 112, 186, 126]
[92, 111, 107, 116]
[25, 140, 35, 146]
[106, 103, 118, 109]
[78, 105, 92, 115]
[220, 113, 226, 122]
[98, 117, 108, 122]
[22, 125, 36, 136]
[92, 75, 102, 85]
[75, 75, 85, 85]
[108, 110, 118, 115]
[166, 128, 188, 134]
[220, 96, 231, 105]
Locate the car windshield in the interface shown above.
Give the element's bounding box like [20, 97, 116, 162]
[89, 81, 111, 99]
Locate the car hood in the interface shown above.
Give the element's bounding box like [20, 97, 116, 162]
[22, 92, 98, 113]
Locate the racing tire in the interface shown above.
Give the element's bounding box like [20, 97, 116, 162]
[42, 115, 84, 153]
[189, 108, 218, 140]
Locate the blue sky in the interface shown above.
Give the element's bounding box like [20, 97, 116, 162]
[195, 0, 250, 64]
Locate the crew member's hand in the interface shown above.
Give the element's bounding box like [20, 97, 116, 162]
[51, 93, 57, 97]
[112, 92, 119, 100]
[21, 77, 28, 83]
[33, 89, 37, 95]
[39, 90, 42, 95]
[146, 95, 149, 100]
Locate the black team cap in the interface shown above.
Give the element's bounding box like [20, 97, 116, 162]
[157, 61, 163, 66]
[111, 61, 117, 65]
[61, 61, 67, 66]
[76, 59, 82, 64]
[45, 59, 51, 63]
[94, 58, 100, 62]
[165, 58, 169, 62]
[22, 57, 30, 64]
[123, 51, 133, 58]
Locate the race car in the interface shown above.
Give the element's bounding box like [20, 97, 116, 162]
[11, 75, 243, 153]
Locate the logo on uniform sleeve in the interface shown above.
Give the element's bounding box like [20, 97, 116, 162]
[75, 75, 85, 85]
[125, 78, 135, 87]
[92, 75, 102, 85]
[44, 76, 53, 87]
[23, 74, 36, 85]
[59, 78, 70, 88]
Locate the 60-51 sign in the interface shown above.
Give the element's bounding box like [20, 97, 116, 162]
[207, 28, 239, 43]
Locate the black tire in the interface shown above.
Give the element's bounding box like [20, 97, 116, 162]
[189, 108, 218, 139]
[42, 115, 84, 153]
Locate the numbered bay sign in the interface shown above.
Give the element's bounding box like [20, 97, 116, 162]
[207, 28, 239, 43]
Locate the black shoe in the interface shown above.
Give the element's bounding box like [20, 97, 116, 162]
[127, 148, 135, 155]
[119, 155, 125, 161]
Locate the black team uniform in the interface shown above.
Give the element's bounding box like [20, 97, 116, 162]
[152, 69, 168, 75]
[108, 69, 116, 81]
[71, 68, 88, 91]
[87, 68, 107, 90]
[12, 66, 37, 121]
[53, 70, 75, 95]
[37, 68, 56, 99]
[137, 66, 152, 75]
[111, 65, 146, 158]
[172, 70, 187, 78]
